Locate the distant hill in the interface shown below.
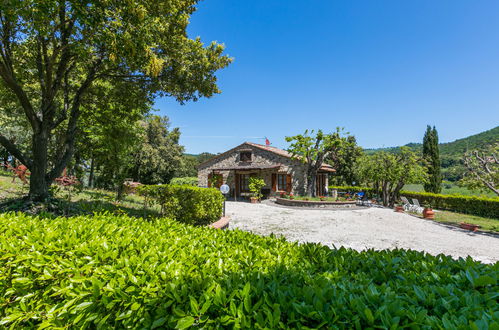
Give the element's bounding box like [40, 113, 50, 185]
[439, 126, 499, 156]
[365, 126, 499, 181]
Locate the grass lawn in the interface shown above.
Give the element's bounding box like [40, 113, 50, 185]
[0, 169, 159, 217]
[433, 210, 499, 233]
[406, 207, 499, 233]
[403, 182, 496, 198]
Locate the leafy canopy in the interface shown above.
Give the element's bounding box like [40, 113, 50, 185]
[461, 144, 499, 196]
[0, 0, 231, 199]
[286, 128, 357, 196]
[358, 147, 427, 206]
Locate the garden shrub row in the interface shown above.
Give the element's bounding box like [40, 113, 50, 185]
[400, 191, 499, 219]
[329, 185, 375, 197]
[169, 177, 198, 186]
[330, 185, 499, 218]
[138, 184, 223, 225]
[1, 213, 498, 328]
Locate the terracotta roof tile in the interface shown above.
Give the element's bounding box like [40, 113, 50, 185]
[197, 141, 335, 172]
[245, 142, 335, 172]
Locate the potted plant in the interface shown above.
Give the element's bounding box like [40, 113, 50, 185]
[422, 203, 435, 220]
[459, 223, 481, 232]
[249, 177, 265, 203]
[394, 202, 404, 213]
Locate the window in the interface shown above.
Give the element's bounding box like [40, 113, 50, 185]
[240, 151, 252, 162]
[240, 174, 250, 192]
[277, 174, 287, 191]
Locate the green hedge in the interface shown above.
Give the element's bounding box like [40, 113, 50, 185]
[401, 191, 499, 219]
[170, 177, 198, 186]
[138, 184, 223, 225]
[1, 213, 497, 328]
[329, 186, 375, 197]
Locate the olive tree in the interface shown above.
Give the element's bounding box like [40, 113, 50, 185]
[0, 1, 231, 201]
[286, 128, 355, 197]
[461, 144, 498, 196]
[357, 147, 427, 206]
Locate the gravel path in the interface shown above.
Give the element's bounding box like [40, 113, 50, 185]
[227, 201, 499, 264]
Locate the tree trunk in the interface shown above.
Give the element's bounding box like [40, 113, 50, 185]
[29, 129, 50, 201]
[306, 168, 317, 197]
[381, 181, 389, 206]
[88, 157, 95, 188]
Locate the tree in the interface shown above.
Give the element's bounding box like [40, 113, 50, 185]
[0, 1, 231, 201]
[129, 115, 184, 185]
[286, 128, 354, 197]
[423, 125, 442, 193]
[357, 147, 427, 207]
[76, 78, 153, 190]
[461, 144, 499, 196]
[174, 155, 199, 178]
[326, 135, 363, 185]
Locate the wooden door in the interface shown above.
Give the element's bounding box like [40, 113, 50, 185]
[316, 174, 325, 196]
[235, 173, 240, 197]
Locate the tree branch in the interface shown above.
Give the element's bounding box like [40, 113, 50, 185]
[47, 59, 102, 181]
[0, 133, 33, 169]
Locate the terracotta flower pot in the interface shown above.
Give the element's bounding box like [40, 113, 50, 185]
[460, 222, 480, 232]
[394, 206, 404, 212]
[250, 197, 259, 204]
[423, 208, 435, 220]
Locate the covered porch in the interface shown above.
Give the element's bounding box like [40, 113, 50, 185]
[208, 164, 330, 198]
[207, 164, 289, 199]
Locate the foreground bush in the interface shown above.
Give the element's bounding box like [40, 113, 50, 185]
[138, 184, 223, 225]
[1, 213, 498, 328]
[170, 177, 198, 186]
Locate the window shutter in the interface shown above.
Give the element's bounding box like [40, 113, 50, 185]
[286, 174, 292, 193]
[207, 173, 212, 188]
[235, 173, 240, 196]
[271, 173, 277, 192]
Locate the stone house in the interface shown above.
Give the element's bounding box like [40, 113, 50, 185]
[197, 142, 335, 198]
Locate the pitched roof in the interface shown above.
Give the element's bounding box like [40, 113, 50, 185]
[246, 142, 335, 172]
[197, 142, 335, 172]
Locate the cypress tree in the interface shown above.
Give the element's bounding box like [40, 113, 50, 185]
[423, 125, 442, 193]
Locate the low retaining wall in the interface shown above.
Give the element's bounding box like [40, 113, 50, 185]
[210, 216, 230, 229]
[275, 198, 357, 208]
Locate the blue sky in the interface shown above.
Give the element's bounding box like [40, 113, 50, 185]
[155, 0, 499, 154]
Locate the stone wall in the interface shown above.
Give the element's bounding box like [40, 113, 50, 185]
[197, 143, 308, 195]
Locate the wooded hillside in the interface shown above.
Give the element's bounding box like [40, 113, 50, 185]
[365, 126, 499, 181]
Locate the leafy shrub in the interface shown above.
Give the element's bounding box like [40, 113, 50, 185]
[170, 177, 198, 186]
[138, 184, 223, 225]
[401, 191, 499, 219]
[0, 213, 497, 328]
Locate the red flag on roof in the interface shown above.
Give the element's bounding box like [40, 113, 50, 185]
[265, 137, 271, 146]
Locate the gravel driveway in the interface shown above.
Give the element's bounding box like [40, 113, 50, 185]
[226, 201, 499, 264]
